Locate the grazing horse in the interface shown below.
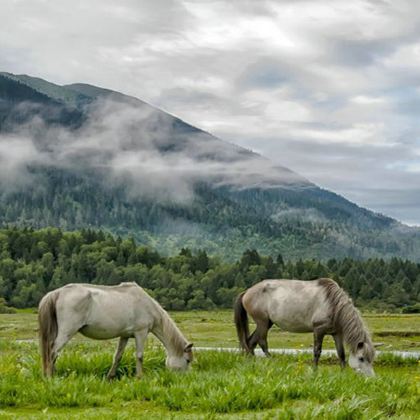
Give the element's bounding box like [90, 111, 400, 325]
[38, 282, 193, 378]
[234, 278, 375, 376]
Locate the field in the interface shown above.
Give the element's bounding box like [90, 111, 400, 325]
[0, 311, 419, 419]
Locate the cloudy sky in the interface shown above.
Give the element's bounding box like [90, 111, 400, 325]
[1, 0, 420, 224]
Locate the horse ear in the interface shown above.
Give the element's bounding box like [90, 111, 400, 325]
[184, 343, 193, 352]
[357, 342, 364, 350]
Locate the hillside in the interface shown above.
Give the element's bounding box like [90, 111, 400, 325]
[0, 71, 419, 260]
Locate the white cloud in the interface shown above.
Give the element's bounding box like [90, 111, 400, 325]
[0, 98, 307, 204]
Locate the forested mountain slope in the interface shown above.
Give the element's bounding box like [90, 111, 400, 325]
[0, 72, 419, 260]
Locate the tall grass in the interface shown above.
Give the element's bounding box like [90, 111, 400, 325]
[0, 341, 419, 419]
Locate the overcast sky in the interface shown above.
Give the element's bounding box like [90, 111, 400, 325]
[1, 0, 420, 224]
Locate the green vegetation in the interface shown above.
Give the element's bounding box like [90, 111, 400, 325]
[0, 327, 419, 418]
[2, 174, 418, 260]
[402, 303, 420, 314]
[0, 298, 16, 314]
[1, 227, 420, 311]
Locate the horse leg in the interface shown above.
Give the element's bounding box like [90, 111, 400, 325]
[134, 329, 148, 378]
[107, 337, 129, 380]
[50, 309, 88, 376]
[46, 290, 91, 377]
[248, 319, 273, 357]
[333, 334, 346, 368]
[49, 328, 78, 376]
[313, 329, 325, 369]
[258, 319, 273, 357]
[247, 330, 259, 355]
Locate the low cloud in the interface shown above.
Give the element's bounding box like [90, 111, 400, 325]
[0, 98, 307, 203]
[0, 134, 43, 190]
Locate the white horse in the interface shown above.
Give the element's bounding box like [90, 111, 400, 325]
[234, 278, 376, 376]
[38, 282, 193, 378]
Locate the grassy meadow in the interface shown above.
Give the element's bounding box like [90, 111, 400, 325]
[0, 311, 419, 419]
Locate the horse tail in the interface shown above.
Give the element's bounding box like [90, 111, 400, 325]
[234, 291, 250, 351]
[38, 290, 59, 377]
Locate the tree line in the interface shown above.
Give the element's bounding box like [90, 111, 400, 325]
[0, 227, 419, 312]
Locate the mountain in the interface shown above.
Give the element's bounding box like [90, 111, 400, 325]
[1, 71, 419, 260]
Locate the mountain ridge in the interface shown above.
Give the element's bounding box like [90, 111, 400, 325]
[0, 71, 418, 260]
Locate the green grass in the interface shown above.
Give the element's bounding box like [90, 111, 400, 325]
[0, 341, 419, 419]
[0, 311, 419, 418]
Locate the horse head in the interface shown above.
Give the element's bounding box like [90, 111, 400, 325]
[349, 341, 376, 377]
[166, 343, 194, 371]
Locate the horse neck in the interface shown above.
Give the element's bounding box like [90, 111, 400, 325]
[337, 301, 371, 352]
[152, 307, 187, 357]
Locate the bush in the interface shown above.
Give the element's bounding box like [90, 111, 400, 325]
[401, 303, 420, 314]
[0, 297, 17, 314]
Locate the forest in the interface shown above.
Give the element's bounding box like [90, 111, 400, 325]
[0, 226, 419, 312]
[2, 171, 418, 261]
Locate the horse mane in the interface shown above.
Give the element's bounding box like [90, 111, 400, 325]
[318, 278, 374, 361]
[154, 301, 188, 356]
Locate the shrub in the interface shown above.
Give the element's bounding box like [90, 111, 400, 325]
[0, 297, 17, 314]
[401, 303, 420, 314]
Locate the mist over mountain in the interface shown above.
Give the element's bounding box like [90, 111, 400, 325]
[1, 71, 419, 260]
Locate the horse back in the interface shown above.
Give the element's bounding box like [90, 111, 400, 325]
[54, 282, 157, 339]
[60, 282, 151, 313]
[243, 279, 331, 333]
